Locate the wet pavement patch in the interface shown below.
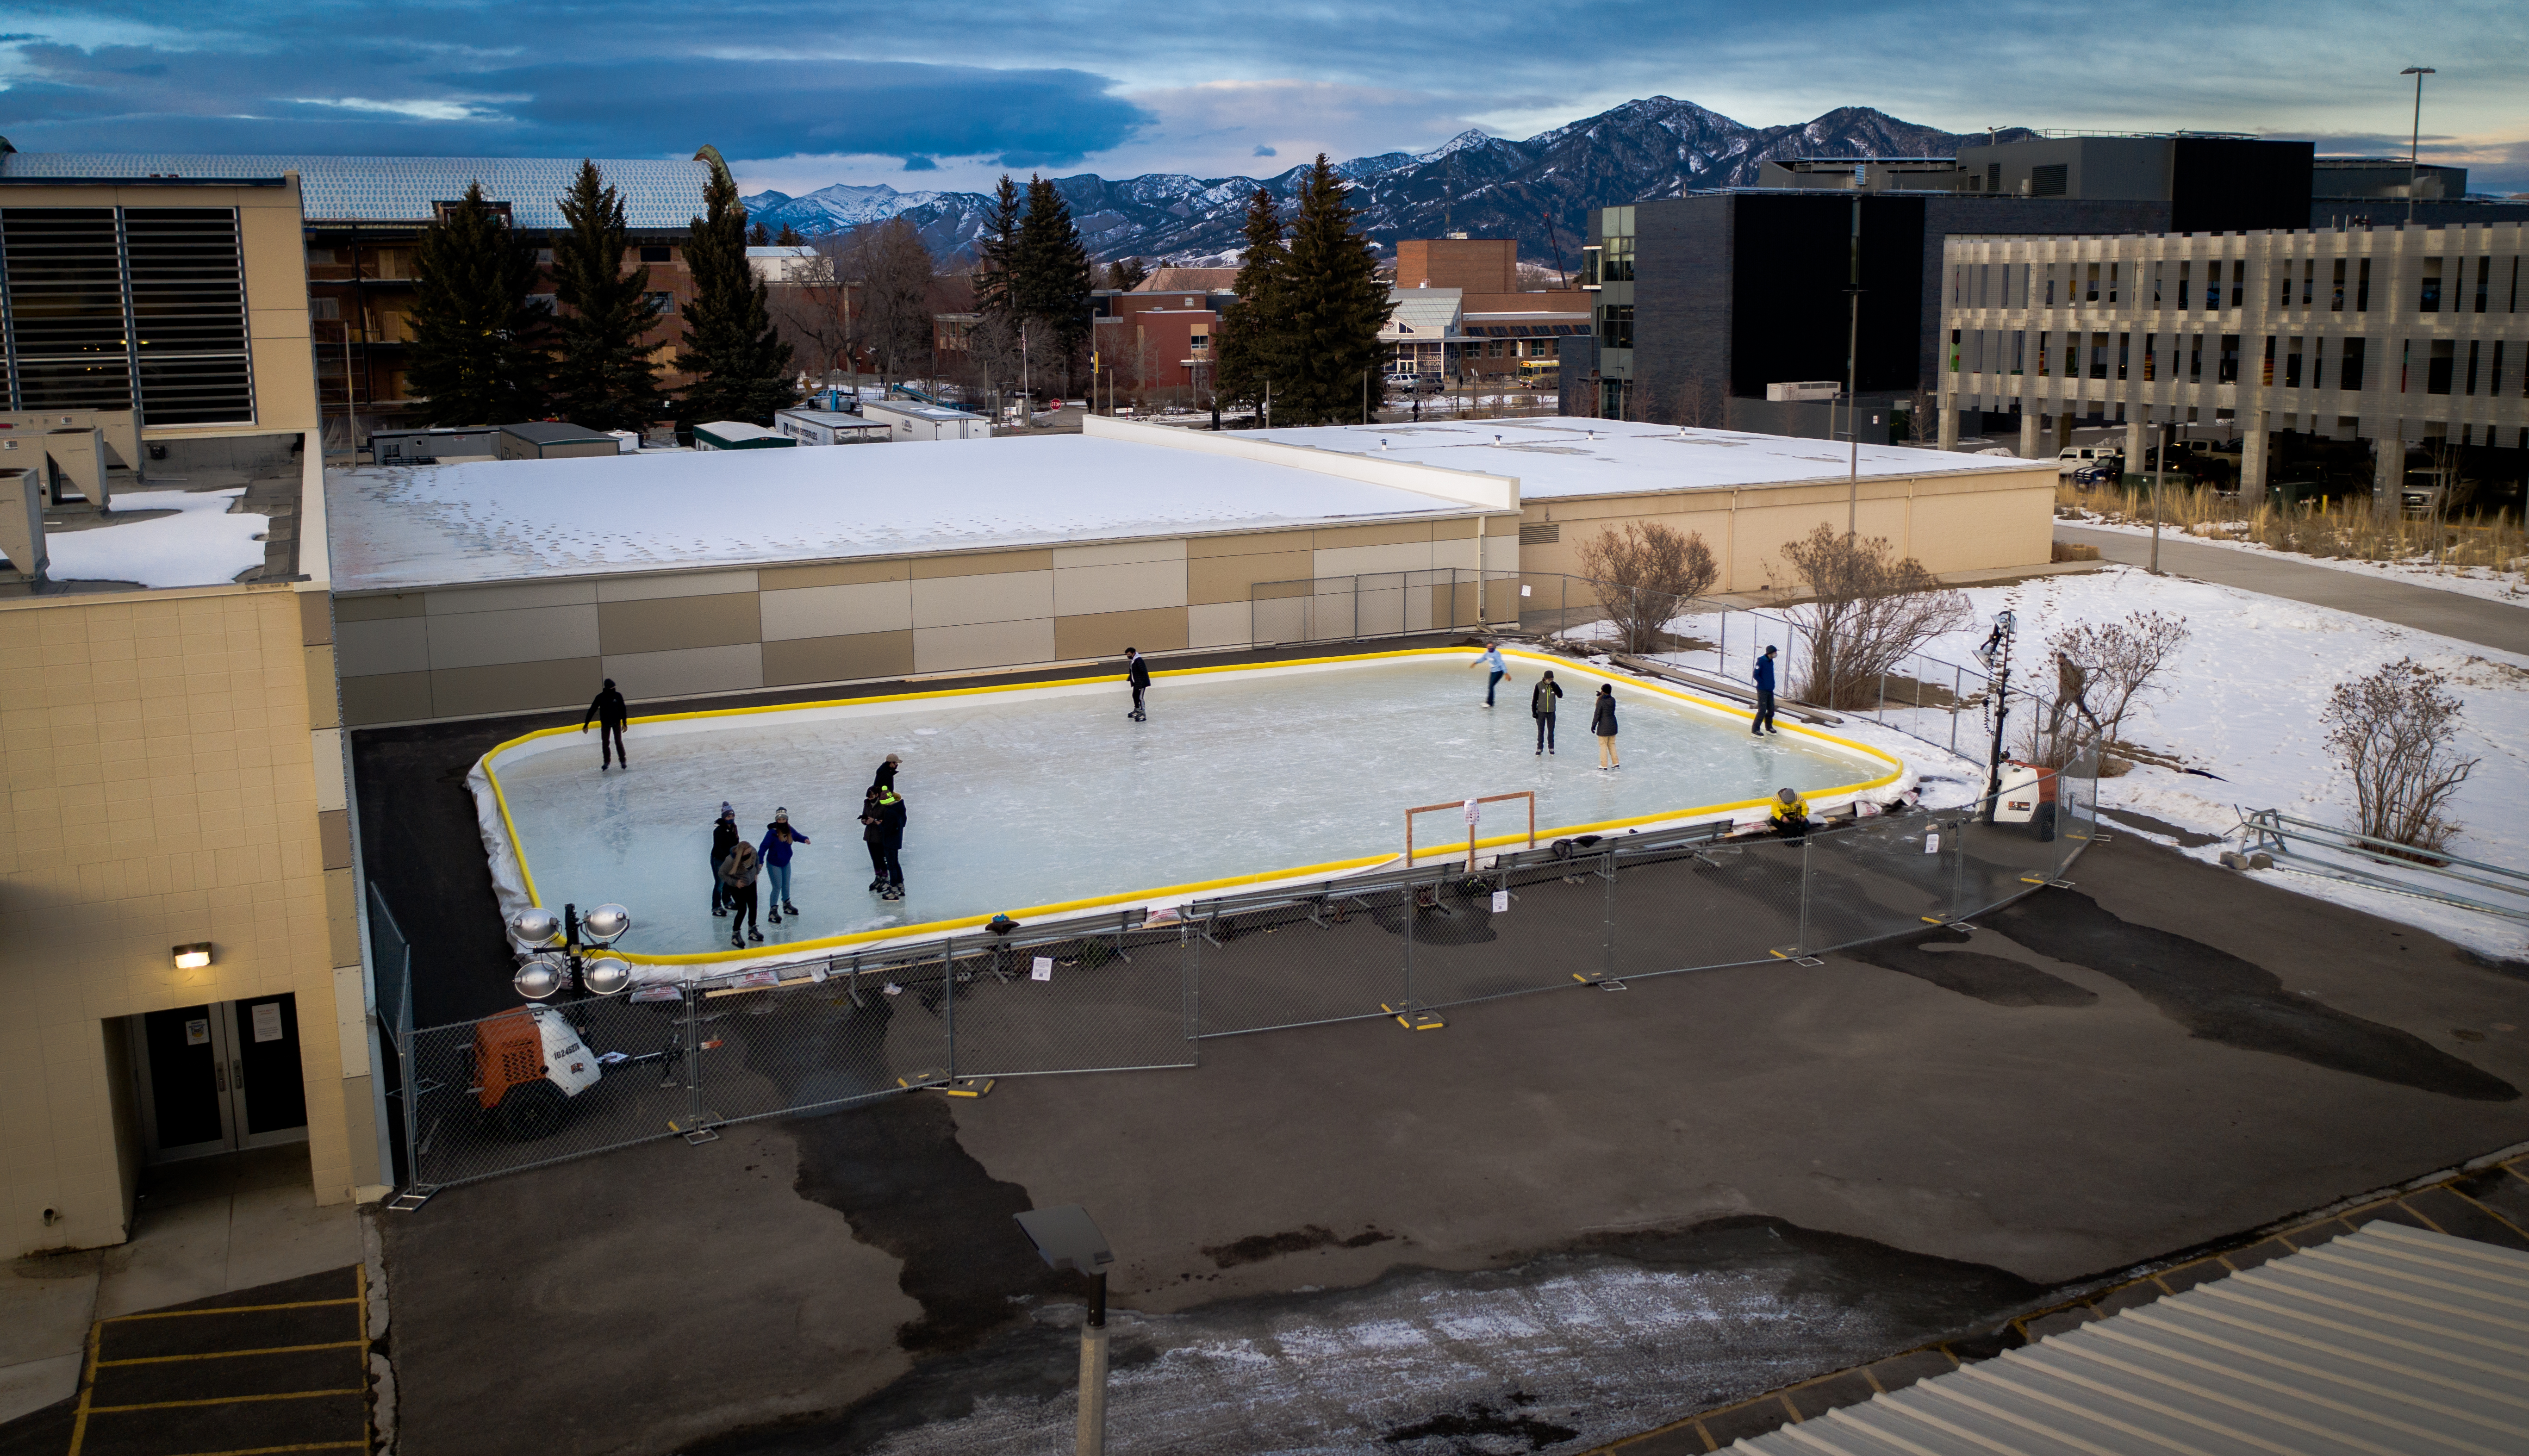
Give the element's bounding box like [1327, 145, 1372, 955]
[1204, 1225, 1395, 1268]
[1845, 925, 2099, 1008]
[789, 1094, 1088, 1354]
[1987, 892, 2518, 1101]
[2095, 806, 2225, 848]
[1382, 1392, 1579, 1450]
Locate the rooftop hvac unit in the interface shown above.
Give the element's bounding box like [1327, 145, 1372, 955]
[1766, 381, 1840, 402]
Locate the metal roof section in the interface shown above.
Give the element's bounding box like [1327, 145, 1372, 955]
[0, 152, 710, 229]
[1383, 289, 1465, 342]
[1726, 1223, 2529, 1455]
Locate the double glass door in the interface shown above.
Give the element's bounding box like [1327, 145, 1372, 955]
[132, 995, 308, 1163]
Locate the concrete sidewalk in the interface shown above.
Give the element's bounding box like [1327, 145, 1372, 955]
[2055, 523, 2529, 654]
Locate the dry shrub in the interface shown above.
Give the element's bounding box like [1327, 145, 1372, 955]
[2057, 481, 2529, 572]
[1576, 521, 1718, 653]
[2323, 657, 2479, 853]
[1777, 525, 1969, 709]
[2022, 611, 2188, 768]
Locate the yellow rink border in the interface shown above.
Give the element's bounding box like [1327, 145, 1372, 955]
[479, 646, 1906, 966]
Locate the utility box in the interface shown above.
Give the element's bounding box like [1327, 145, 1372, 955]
[45, 427, 111, 511]
[0, 466, 45, 583]
[0, 409, 141, 478]
[692, 421, 797, 451]
[1765, 381, 1841, 402]
[373, 427, 502, 465]
[497, 422, 620, 460]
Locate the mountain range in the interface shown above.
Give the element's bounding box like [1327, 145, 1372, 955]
[741, 97, 2038, 268]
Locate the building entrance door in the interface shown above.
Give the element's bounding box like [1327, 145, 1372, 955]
[132, 995, 308, 1163]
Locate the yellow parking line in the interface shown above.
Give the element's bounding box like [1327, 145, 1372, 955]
[66, 1321, 100, 1456]
[162, 1444, 367, 1455]
[98, 1339, 368, 1368]
[106, 1296, 361, 1323]
[87, 1388, 363, 1413]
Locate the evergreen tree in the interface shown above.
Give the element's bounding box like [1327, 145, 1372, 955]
[548, 160, 665, 430]
[1015, 176, 1094, 389]
[1212, 188, 1289, 420]
[773, 223, 805, 246]
[403, 181, 548, 426]
[748, 222, 771, 246]
[1271, 156, 1392, 425]
[972, 175, 1024, 319]
[1103, 255, 1150, 292]
[678, 160, 797, 425]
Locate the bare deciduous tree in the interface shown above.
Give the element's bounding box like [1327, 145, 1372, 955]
[1777, 524, 1970, 709]
[824, 218, 936, 388]
[2323, 657, 2478, 853]
[1575, 521, 1718, 653]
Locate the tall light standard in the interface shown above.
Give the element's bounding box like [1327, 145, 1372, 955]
[2401, 67, 2435, 226]
[1015, 1206, 1115, 1456]
[1844, 163, 1865, 536]
[507, 903, 635, 1000]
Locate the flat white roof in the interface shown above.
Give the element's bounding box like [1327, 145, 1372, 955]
[325, 434, 1488, 593]
[863, 401, 983, 422]
[1249, 418, 2037, 499]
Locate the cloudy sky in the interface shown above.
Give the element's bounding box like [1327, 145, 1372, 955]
[3, 0, 2523, 195]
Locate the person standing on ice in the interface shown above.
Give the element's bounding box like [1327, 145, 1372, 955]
[1750, 646, 1780, 736]
[1591, 683, 1620, 770]
[864, 784, 908, 900]
[1124, 647, 1152, 722]
[720, 840, 764, 946]
[583, 678, 630, 770]
[1470, 642, 1511, 707]
[1531, 672, 1563, 755]
[709, 803, 739, 917]
[760, 809, 808, 923]
[873, 753, 901, 792]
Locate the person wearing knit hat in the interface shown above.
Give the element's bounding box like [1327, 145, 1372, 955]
[709, 803, 739, 917]
[759, 808, 809, 921]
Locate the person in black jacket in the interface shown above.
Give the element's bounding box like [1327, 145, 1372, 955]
[583, 678, 630, 769]
[709, 803, 739, 916]
[1591, 683, 1621, 770]
[1124, 647, 1152, 722]
[863, 784, 908, 899]
[1530, 672, 1563, 755]
[873, 753, 901, 792]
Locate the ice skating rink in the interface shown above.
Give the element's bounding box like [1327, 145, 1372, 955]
[481, 651, 1901, 958]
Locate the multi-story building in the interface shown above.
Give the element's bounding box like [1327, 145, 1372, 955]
[1934, 220, 2529, 504]
[1384, 236, 1588, 386]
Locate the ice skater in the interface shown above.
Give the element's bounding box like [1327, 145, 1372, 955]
[760, 809, 808, 922]
[873, 753, 901, 792]
[1591, 683, 1620, 769]
[1530, 671, 1563, 755]
[1124, 647, 1152, 722]
[583, 678, 630, 769]
[1470, 642, 1511, 707]
[719, 839, 764, 945]
[709, 803, 739, 917]
[863, 783, 907, 900]
[1750, 647, 1780, 736]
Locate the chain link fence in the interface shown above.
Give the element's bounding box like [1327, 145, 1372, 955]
[374, 733, 2096, 1200]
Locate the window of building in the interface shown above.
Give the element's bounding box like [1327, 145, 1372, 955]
[2142, 332, 2156, 382]
[2116, 331, 2129, 381]
[2340, 336, 2364, 391]
[2285, 336, 2302, 388]
[310, 297, 339, 321]
[2494, 341, 2508, 397]
[2261, 336, 2274, 386]
[2090, 331, 2109, 380]
[1, 205, 255, 424]
[2085, 263, 2100, 305]
[2420, 258, 2442, 313]
[1599, 237, 1633, 283]
[2151, 260, 2163, 306]
[640, 245, 673, 264]
[2036, 330, 2050, 376]
[2229, 260, 2245, 309]
[2465, 339, 2479, 395]
[2030, 163, 2068, 197]
[2188, 334, 2203, 381]
[2043, 264, 2057, 307]
[2428, 338, 2454, 395]
[2356, 257, 2371, 312]
[2218, 334, 2240, 384]
[647, 291, 676, 316]
[1595, 303, 1632, 348]
[2475, 256, 2491, 313]
[2302, 259, 2315, 307]
[2331, 258, 2346, 312]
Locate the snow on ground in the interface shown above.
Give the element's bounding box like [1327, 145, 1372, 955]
[2061, 509, 2529, 605]
[1649, 566, 2529, 962]
[43, 487, 267, 588]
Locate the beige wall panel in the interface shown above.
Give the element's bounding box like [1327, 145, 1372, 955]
[1310, 522, 1434, 549]
[909, 548, 1053, 579]
[425, 604, 599, 671]
[341, 671, 433, 725]
[1186, 601, 1254, 650]
[297, 591, 334, 645]
[758, 559, 909, 589]
[336, 616, 429, 677]
[759, 580, 915, 641]
[1187, 550, 1314, 605]
[602, 643, 764, 700]
[318, 809, 352, 870]
[1481, 535, 1519, 573]
[912, 619, 1055, 674]
[253, 367, 318, 437]
[595, 569, 760, 603]
[249, 307, 310, 342]
[1188, 528, 1316, 558]
[761, 630, 916, 686]
[1052, 538, 1187, 569]
[909, 570, 1053, 629]
[334, 592, 425, 622]
[1053, 559, 1187, 617]
[597, 593, 761, 655]
[1311, 541, 1438, 579]
[430, 656, 602, 720]
[1910, 486, 2052, 574]
[424, 580, 597, 616]
[1054, 606, 1187, 661]
[1429, 538, 1481, 572]
[1432, 518, 1480, 540]
[303, 646, 341, 731]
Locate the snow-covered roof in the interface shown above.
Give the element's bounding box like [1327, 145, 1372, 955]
[324, 435, 1492, 593]
[0, 152, 708, 230]
[1249, 419, 2039, 499]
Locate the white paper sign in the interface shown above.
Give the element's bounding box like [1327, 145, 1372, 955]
[249, 1002, 283, 1043]
[1031, 956, 1053, 982]
[185, 1018, 209, 1046]
[1491, 890, 1510, 914]
[1924, 833, 1941, 854]
[1463, 798, 1481, 826]
[1519, 584, 1532, 597]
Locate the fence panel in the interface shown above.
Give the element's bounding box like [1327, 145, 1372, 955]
[949, 921, 1197, 1076]
[1403, 858, 1603, 1010]
[698, 961, 944, 1127]
[405, 994, 689, 1189]
[1190, 890, 1410, 1037]
[1605, 834, 1810, 974]
[1800, 811, 1975, 953]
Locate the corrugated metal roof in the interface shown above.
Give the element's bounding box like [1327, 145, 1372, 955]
[1728, 1223, 2529, 1455]
[0, 152, 709, 229]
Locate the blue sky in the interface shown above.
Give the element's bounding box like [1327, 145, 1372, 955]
[3, 1, 2523, 195]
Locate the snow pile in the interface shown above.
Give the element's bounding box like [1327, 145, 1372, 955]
[43, 487, 267, 588]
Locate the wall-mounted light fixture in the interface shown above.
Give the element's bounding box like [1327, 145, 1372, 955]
[172, 943, 212, 970]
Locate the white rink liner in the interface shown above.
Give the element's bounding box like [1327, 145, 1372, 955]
[467, 649, 1909, 983]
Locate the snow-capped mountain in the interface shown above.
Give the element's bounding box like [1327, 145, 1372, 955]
[741, 98, 2037, 266]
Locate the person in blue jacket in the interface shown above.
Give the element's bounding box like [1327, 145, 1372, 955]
[759, 809, 808, 921]
[1751, 646, 1780, 736]
[1469, 642, 1511, 707]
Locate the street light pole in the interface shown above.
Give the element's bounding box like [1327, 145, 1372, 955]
[2401, 67, 2435, 227]
[1845, 165, 1864, 537]
[1015, 1206, 1116, 1456]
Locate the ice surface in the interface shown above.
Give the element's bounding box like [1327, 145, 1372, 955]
[42, 487, 268, 588]
[486, 655, 1895, 958]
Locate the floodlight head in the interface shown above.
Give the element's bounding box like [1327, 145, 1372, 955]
[581, 956, 634, 996]
[581, 904, 632, 944]
[2401, 66, 2434, 75]
[509, 908, 562, 948]
[512, 955, 565, 1001]
[1014, 1205, 1113, 1274]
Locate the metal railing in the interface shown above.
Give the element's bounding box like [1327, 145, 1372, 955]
[373, 738, 2099, 1201]
[2237, 809, 2529, 921]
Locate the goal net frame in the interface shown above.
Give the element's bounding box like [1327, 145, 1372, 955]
[1404, 791, 1538, 871]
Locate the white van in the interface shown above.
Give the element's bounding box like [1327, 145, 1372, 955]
[2055, 445, 2122, 477]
